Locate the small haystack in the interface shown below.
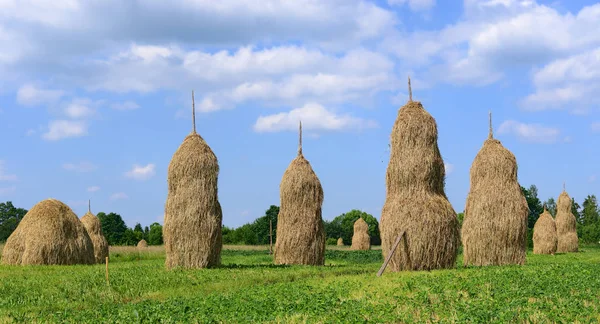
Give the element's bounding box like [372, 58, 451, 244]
[1, 199, 95, 265]
[462, 111, 528, 266]
[380, 77, 459, 271]
[351, 217, 370, 250]
[556, 184, 579, 253]
[137, 239, 148, 248]
[274, 121, 325, 266]
[164, 91, 222, 269]
[337, 238, 344, 246]
[80, 200, 109, 263]
[533, 206, 558, 255]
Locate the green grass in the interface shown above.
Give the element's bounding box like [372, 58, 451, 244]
[1, 246, 600, 323]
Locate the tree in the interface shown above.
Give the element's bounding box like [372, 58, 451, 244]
[544, 197, 557, 217]
[328, 210, 380, 245]
[97, 212, 128, 245]
[0, 201, 27, 242]
[457, 212, 464, 228]
[144, 226, 150, 241]
[148, 223, 163, 245]
[521, 185, 543, 229]
[581, 195, 599, 226]
[571, 198, 581, 224]
[133, 222, 144, 242]
[122, 228, 138, 245]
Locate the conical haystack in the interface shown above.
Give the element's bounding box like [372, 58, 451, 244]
[462, 111, 528, 266]
[337, 238, 344, 246]
[80, 200, 109, 263]
[556, 185, 578, 253]
[351, 217, 370, 250]
[137, 239, 148, 248]
[533, 206, 558, 254]
[380, 77, 459, 271]
[274, 121, 325, 265]
[2, 199, 95, 265]
[164, 91, 222, 269]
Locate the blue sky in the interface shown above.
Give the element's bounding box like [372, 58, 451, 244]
[1, 0, 600, 228]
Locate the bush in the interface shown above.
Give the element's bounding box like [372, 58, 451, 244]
[326, 238, 338, 245]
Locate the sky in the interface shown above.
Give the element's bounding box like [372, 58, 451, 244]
[1, 0, 600, 228]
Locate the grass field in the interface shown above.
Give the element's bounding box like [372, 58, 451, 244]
[1, 244, 600, 323]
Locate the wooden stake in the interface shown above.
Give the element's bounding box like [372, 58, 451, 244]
[377, 231, 405, 277]
[408, 76, 412, 102]
[105, 256, 110, 286]
[488, 110, 493, 139]
[192, 90, 196, 134]
[269, 218, 273, 255]
[298, 120, 303, 156]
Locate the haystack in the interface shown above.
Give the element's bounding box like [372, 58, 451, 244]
[556, 185, 578, 253]
[337, 238, 344, 246]
[533, 206, 558, 254]
[351, 217, 370, 250]
[274, 121, 325, 266]
[1, 198, 95, 265]
[80, 200, 109, 263]
[164, 91, 222, 269]
[462, 111, 528, 266]
[137, 239, 148, 248]
[380, 77, 459, 271]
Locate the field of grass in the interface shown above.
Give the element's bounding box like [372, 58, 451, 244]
[1, 244, 600, 323]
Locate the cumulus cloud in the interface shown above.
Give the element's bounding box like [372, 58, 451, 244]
[125, 163, 156, 180]
[110, 192, 128, 200]
[111, 101, 140, 110]
[42, 120, 88, 141]
[63, 161, 97, 173]
[87, 186, 100, 192]
[16, 84, 64, 106]
[497, 120, 561, 144]
[387, 0, 436, 11]
[64, 98, 97, 119]
[253, 103, 377, 133]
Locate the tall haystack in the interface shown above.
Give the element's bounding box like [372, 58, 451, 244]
[337, 238, 344, 246]
[80, 200, 109, 263]
[137, 239, 148, 248]
[462, 111, 528, 266]
[380, 77, 459, 271]
[1, 199, 95, 265]
[274, 121, 325, 265]
[164, 91, 222, 269]
[556, 184, 578, 253]
[533, 205, 558, 255]
[351, 217, 370, 250]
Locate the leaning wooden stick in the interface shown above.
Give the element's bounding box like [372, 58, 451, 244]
[377, 231, 405, 277]
[105, 256, 110, 286]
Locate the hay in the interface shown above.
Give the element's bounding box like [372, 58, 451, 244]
[337, 238, 344, 246]
[351, 217, 370, 250]
[380, 77, 459, 271]
[164, 91, 222, 269]
[533, 206, 558, 254]
[1, 198, 95, 265]
[461, 111, 528, 266]
[274, 121, 325, 266]
[556, 186, 578, 253]
[137, 239, 148, 248]
[80, 200, 109, 263]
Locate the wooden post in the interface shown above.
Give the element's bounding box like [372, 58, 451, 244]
[377, 231, 405, 277]
[269, 218, 273, 255]
[105, 256, 110, 286]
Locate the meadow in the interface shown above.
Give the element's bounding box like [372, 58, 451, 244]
[1, 244, 599, 323]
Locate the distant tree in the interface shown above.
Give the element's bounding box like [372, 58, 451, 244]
[521, 185, 543, 229]
[572, 198, 582, 224]
[581, 195, 599, 226]
[133, 223, 144, 241]
[328, 210, 380, 245]
[97, 212, 128, 245]
[144, 226, 150, 241]
[457, 212, 464, 228]
[148, 222, 163, 245]
[544, 197, 557, 217]
[324, 219, 343, 242]
[0, 201, 27, 242]
[122, 228, 138, 246]
[252, 205, 279, 245]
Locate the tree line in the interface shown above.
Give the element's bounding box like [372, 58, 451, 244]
[1, 184, 599, 246]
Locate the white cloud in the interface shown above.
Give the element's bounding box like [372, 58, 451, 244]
[497, 120, 561, 144]
[63, 161, 97, 173]
[87, 186, 100, 192]
[110, 192, 128, 200]
[0, 186, 16, 195]
[64, 98, 96, 119]
[25, 129, 36, 136]
[42, 120, 88, 141]
[125, 163, 156, 180]
[387, 0, 436, 11]
[0, 161, 17, 181]
[111, 101, 140, 110]
[444, 163, 454, 175]
[253, 103, 377, 133]
[16, 84, 65, 106]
